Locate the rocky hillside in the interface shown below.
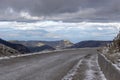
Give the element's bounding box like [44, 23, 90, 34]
[101, 32, 120, 67]
[10, 40, 73, 49]
[71, 40, 112, 48]
[0, 38, 30, 54]
[0, 44, 20, 56]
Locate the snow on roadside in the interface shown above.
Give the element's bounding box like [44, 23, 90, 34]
[0, 50, 50, 60]
[84, 55, 107, 80]
[101, 46, 120, 73]
[0, 48, 77, 60]
[61, 58, 83, 80]
[97, 63, 107, 80]
[100, 53, 120, 72]
[61, 54, 107, 80]
[0, 56, 10, 60]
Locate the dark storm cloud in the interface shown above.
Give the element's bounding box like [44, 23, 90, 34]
[0, 0, 82, 16]
[0, 0, 120, 22]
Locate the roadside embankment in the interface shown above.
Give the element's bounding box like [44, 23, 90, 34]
[98, 53, 120, 80]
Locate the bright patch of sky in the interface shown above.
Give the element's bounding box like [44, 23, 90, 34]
[0, 21, 119, 43]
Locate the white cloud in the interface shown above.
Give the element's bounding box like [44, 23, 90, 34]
[0, 21, 119, 42]
[20, 11, 44, 20]
[0, 21, 120, 33]
[97, 27, 103, 30]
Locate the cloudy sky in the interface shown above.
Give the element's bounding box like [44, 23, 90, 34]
[0, 0, 120, 42]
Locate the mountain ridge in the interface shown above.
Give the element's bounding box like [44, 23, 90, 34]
[70, 40, 112, 48]
[0, 43, 20, 56]
[9, 40, 73, 49]
[0, 38, 30, 54]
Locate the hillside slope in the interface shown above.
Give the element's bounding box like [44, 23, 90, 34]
[0, 38, 30, 54]
[28, 45, 55, 53]
[102, 32, 120, 63]
[0, 44, 20, 56]
[71, 40, 112, 48]
[10, 40, 73, 49]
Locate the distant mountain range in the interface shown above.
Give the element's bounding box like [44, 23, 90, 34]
[10, 40, 112, 50]
[70, 40, 112, 48]
[0, 38, 56, 56]
[9, 40, 73, 49]
[0, 38, 113, 56]
[28, 45, 55, 53]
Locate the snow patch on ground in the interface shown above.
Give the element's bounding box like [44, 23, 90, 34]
[102, 47, 120, 69]
[0, 56, 10, 60]
[84, 55, 107, 80]
[96, 56, 107, 80]
[61, 58, 83, 80]
[0, 51, 49, 60]
[62, 54, 107, 80]
[84, 69, 94, 80]
[101, 53, 120, 72]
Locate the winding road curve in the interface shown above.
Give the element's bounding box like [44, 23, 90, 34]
[0, 48, 105, 80]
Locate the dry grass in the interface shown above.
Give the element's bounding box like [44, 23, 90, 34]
[0, 44, 20, 56]
[102, 32, 120, 64]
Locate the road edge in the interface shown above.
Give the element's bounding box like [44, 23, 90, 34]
[98, 53, 120, 80]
